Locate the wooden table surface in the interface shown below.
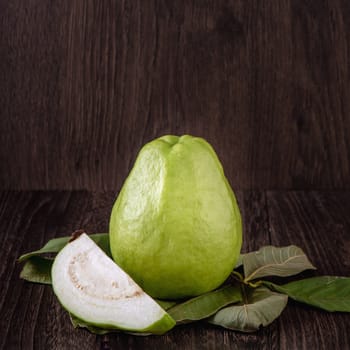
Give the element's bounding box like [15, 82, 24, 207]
[1, 190, 350, 349]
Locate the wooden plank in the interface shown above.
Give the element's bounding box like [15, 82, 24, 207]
[267, 191, 350, 275]
[1, 191, 350, 349]
[0, 190, 277, 349]
[266, 191, 350, 349]
[239, 190, 271, 253]
[1, 1, 350, 190]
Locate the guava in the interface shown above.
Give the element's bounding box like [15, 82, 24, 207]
[109, 135, 242, 299]
[51, 233, 175, 334]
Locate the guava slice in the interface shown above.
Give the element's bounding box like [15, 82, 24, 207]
[51, 233, 176, 334]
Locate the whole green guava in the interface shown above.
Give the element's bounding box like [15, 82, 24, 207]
[109, 135, 242, 299]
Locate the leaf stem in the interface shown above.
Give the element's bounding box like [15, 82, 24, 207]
[231, 270, 244, 282]
[240, 283, 249, 304]
[247, 280, 263, 288]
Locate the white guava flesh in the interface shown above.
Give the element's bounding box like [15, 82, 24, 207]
[51, 233, 175, 334]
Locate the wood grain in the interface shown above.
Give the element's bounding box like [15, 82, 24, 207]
[1, 0, 350, 190]
[267, 191, 350, 349]
[1, 191, 350, 349]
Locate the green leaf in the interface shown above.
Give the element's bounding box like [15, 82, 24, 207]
[167, 285, 242, 324]
[19, 233, 110, 285]
[18, 233, 110, 262]
[155, 300, 178, 310]
[69, 313, 152, 336]
[264, 276, 350, 312]
[69, 313, 116, 335]
[243, 245, 316, 282]
[208, 286, 288, 332]
[235, 255, 244, 269]
[20, 256, 53, 284]
[18, 237, 71, 262]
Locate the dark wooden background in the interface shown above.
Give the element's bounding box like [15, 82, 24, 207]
[1, 1, 350, 349]
[1, 0, 350, 190]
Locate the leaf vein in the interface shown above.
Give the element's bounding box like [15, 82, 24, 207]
[245, 254, 306, 282]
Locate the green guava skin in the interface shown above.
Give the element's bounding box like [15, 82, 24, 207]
[109, 135, 242, 300]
